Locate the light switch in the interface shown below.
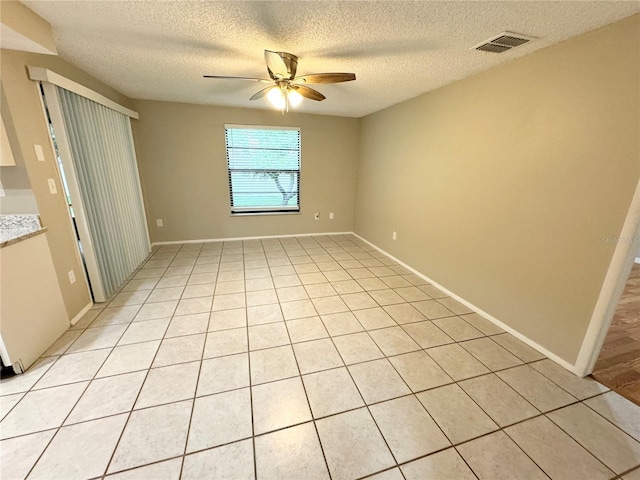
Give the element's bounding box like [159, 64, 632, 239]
[34, 144, 45, 162]
[48, 178, 58, 194]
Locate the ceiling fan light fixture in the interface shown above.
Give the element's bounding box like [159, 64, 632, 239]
[267, 86, 286, 110]
[288, 89, 303, 107]
[267, 85, 303, 112]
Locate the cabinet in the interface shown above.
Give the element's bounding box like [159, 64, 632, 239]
[0, 225, 69, 372]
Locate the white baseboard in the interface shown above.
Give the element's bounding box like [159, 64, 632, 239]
[69, 302, 93, 326]
[151, 231, 354, 246]
[352, 233, 577, 374]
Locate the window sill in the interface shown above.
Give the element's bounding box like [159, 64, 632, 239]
[230, 211, 301, 217]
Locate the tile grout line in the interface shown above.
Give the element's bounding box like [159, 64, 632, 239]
[540, 410, 630, 477]
[277, 291, 335, 480]
[19, 355, 111, 479]
[100, 298, 177, 479]
[348, 319, 473, 480]
[177, 262, 211, 479]
[243, 252, 259, 480]
[321, 313, 408, 477]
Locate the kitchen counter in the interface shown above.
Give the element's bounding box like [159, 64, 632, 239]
[0, 214, 47, 248]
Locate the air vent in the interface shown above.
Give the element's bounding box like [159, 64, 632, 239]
[472, 31, 536, 54]
[476, 43, 511, 53]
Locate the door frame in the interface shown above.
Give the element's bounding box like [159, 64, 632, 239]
[574, 179, 640, 377]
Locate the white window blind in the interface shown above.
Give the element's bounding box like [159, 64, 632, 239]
[225, 125, 300, 214]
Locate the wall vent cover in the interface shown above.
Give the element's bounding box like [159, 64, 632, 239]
[472, 31, 536, 53]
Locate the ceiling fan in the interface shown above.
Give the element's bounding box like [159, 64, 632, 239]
[204, 50, 356, 112]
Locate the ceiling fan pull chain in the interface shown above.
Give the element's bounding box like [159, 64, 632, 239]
[277, 83, 288, 114]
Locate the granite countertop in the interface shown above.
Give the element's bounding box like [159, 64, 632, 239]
[0, 215, 47, 248]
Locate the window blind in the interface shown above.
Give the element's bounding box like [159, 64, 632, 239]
[52, 86, 150, 301]
[225, 125, 300, 213]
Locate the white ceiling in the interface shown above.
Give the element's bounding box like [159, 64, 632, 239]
[23, 1, 640, 118]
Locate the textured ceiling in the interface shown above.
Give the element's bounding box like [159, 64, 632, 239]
[22, 1, 640, 117]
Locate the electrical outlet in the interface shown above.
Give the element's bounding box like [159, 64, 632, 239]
[329, 212, 334, 220]
[47, 178, 57, 194]
[68, 270, 76, 284]
[392, 231, 397, 240]
[314, 212, 320, 221]
[156, 219, 163, 227]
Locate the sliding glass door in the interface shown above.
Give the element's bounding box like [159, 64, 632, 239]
[41, 83, 150, 302]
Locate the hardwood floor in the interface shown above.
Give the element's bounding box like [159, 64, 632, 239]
[591, 261, 640, 405]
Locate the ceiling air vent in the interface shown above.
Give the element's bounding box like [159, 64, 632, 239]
[476, 43, 511, 53]
[472, 31, 536, 53]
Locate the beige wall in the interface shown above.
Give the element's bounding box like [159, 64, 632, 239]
[1, 48, 134, 318]
[0, 1, 57, 54]
[132, 101, 359, 242]
[354, 15, 640, 365]
[1, 83, 38, 213]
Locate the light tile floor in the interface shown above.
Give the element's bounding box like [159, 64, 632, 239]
[2, 234, 640, 480]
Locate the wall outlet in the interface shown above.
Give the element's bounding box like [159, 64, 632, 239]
[47, 178, 57, 194]
[34, 144, 45, 162]
[329, 212, 334, 220]
[392, 231, 397, 240]
[68, 270, 76, 284]
[156, 219, 163, 227]
[314, 212, 320, 221]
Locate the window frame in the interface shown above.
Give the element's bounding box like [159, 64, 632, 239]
[224, 124, 301, 215]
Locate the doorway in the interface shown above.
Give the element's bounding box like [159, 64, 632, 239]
[591, 259, 640, 404]
[42, 93, 96, 301]
[573, 179, 640, 404]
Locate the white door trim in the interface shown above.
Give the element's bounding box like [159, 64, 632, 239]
[573, 179, 640, 377]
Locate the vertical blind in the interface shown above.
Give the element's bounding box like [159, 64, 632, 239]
[56, 86, 150, 299]
[225, 125, 300, 213]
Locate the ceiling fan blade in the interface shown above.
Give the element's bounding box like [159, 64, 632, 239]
[292, 85, 326, 101]
[265, 50, 292, 80]
[294, 73, 356, 84]
[250, 86, 276, 100]
[203, 75, 271, 83]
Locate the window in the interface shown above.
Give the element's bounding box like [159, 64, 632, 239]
[225, 124, 300, 214]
